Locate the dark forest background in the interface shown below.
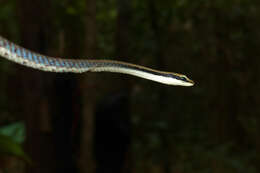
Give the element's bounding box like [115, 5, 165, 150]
[0, 0, 259, 173]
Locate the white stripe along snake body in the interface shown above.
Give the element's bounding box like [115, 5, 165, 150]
[0, 36, 194, 86]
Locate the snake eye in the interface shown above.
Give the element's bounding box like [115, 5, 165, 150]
[181, 76, 187, 81]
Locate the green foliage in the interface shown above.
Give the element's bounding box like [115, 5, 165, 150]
[0, 134, 30, 163]
[0, 122, 25, 144]
[0, 122, 30, 163]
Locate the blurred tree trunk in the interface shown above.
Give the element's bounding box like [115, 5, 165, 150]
[116, 0, 133, 89]
[148, 0, 168, 105]
[148, 0, 165, 69]
[51, 6, 83, 173]
[17, 0, 57, 173]
[51, 32, 78, 172]
[115, 0, 133, 172]
[78, 0, 97, 172]
[148, 1, 171, 173]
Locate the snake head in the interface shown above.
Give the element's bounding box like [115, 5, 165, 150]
[165, 73, 195, 86]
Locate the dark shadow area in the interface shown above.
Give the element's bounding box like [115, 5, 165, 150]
[94, 92, 131, 173]
[51, 74, 80, 173]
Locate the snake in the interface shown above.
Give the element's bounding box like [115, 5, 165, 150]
[0, 36, 194, 86]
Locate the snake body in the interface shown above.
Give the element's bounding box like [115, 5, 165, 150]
[0, 36, 194, 86]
